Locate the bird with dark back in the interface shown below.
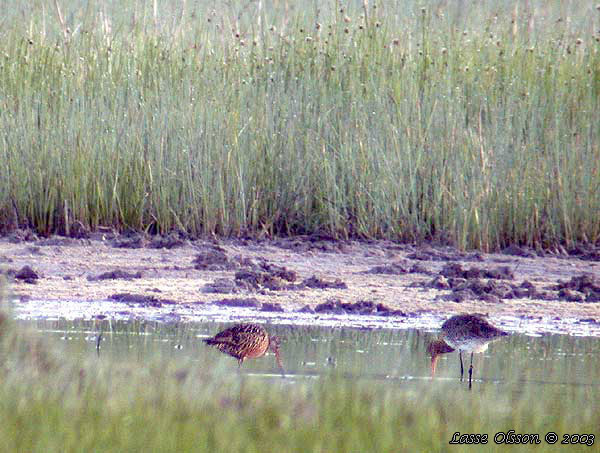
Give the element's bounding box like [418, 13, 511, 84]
[428, 314, 508, 388]
[204, 323, 285, 375]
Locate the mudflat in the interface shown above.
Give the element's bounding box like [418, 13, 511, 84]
[1, 231, 599, 330]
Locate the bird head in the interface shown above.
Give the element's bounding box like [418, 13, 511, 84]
[427, 339, 455, 377]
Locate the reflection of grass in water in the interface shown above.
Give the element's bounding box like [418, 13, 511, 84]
[1, 309, 598, 451]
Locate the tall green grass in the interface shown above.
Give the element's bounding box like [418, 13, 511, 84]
[1, 1, 598, 250]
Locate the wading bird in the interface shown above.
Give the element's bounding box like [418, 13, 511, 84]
[204, 323, 284, 375]
[428, 314, 508, 388]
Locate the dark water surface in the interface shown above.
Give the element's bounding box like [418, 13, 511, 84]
[22, 319, 600, 389]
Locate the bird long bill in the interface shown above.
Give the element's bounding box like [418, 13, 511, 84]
[430, 355, 439, 378]
[269, 336, 285, 377]
[274, 348, 285, 377]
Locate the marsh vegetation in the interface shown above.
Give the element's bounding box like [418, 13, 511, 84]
[1, 0, 599, 250]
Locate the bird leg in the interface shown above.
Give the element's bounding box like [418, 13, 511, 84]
[270, 341, 286, 378]
[459, 351, 464, 380]
[275, 350, 286, 378]
[468, 353, 473, 388]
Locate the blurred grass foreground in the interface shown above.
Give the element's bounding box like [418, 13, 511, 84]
[0, 282, 598, 452]
[0, 0, 599, 250]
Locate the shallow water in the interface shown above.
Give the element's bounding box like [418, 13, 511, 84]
[22, 319, 600, 390]
[13, 297, 600, 337]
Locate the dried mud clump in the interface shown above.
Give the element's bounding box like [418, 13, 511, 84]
[409, 263, 430, 274]
[406, 246, 484, 262]
[88, 270, 143, 281]
[194, 247, 238, 271]
[427, 263, 545, 303]
[313, 299, 405, 316]
[235, 270, 288, 291]
[215, 297, 261, 308]
[502, 244, 537, 258]
[272, 234, 351, 253]
[69, 220, 90, 239]
[430, 267, 599, 304]
[441, 289, 480, 303]
[440, 263, 515, 280]
[440, 263, 514, 280]
[232, 260, 298, 291]
[301, 275, 348, 290]
[577, 318, 599, 325]
[260, 302, 285, 312]
[372, 302, 407, 317]
[553, 274, 600, 302]
[36, 237, 78, 247]
[110, 293, 176, 307]
[436, 279, 531, 303]
[510, 280, 540, 298]
[149, 232, 188, 249]
[257, 261, 297, 282]
[448, 278, 515, 302]
[557, 289, 584, 302]
[111, 232, 148, 249]
[0, 264, 39, 283]
[429, 275, 450, 289]
[364, 263, 408, 275]
[567, 244, 600, 261]
[14, 265, 40, 284]
[202, 267, 293, 293]
[202, 278, 240, 294]
[7, 229, 38, 243]
[365, 262, 431, 275]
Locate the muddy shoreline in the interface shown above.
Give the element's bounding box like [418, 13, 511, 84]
[1, 231, 599, 335]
